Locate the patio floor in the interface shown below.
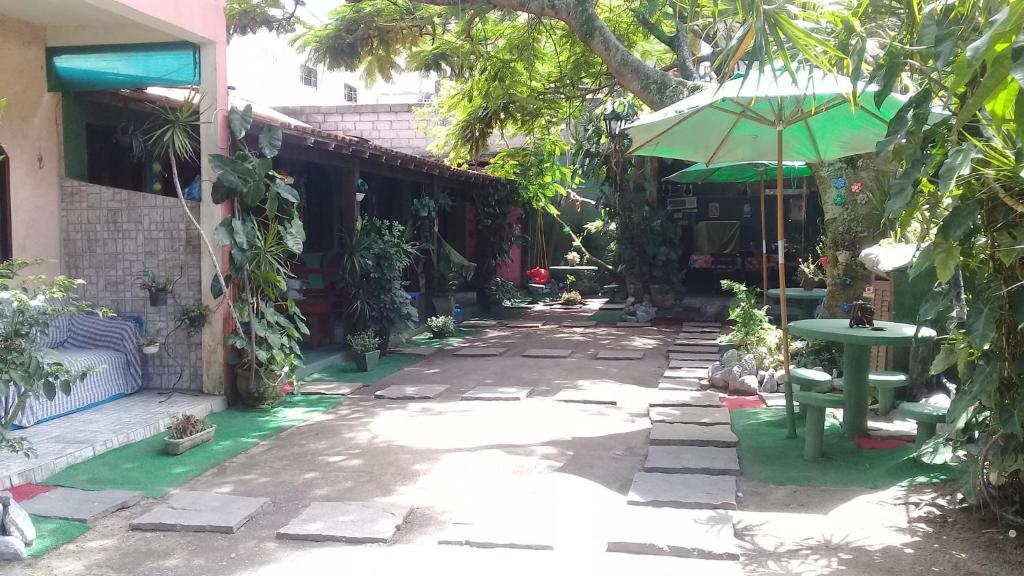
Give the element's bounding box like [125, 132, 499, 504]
[0, 391, 227, 489]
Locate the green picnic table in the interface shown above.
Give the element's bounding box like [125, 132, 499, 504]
[787, 319, 937, 438]
[767, 287, 826, 319]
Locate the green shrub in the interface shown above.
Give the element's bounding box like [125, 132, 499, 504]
[560, 290, 584, 306]
[487, 277, 519, 306]
[426, 315, 457, 338]
[719, 280, 783, 370]
[347, 330, 380, 354]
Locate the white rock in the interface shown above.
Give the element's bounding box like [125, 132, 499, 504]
[760, 371, 779, 393]
[0, 494, 34, 546]
[720, 349, 740, 368]
[738, 354, 757, 376]
[730, 375, 759, 396]
[707, 362, 729, 391]
[0, 536, 25, 561]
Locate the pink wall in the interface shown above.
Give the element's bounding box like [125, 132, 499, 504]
[105, 0, 226, 44]
[497, 208, 523, 285]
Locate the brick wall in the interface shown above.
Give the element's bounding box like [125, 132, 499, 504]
[61, 178, 203, 391]
[276, 103, 435, 155]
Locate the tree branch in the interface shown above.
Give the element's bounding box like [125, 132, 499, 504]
[414, 0, 696, 108]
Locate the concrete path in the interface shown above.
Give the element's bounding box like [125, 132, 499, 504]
[26, 304, 745, 575]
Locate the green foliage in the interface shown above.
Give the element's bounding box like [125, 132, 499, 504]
[486, 278, 519, 307]
[560, 290, 583, 306]
[470, 183, 522, 306]
[346, 330, 380, 354]
[226, 0, 304, 37]
[211, 106, 307, 395]
[425, 315, 457, 339]
[792, 339, 843, 375]
[166, 413, 212, 440]
[0, 260, 96, 455]
[719, 280, 783, 371]
[339, 218, 417, 349]
[134, 269, 177, 294]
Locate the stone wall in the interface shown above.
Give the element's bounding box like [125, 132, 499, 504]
[60, 178, 203, 391]
[276, 103, 434, 155]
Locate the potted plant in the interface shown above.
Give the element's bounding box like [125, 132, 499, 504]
[797, 258, 824, 290]
[140, 337, 160, 355]
[347, 330, 380, 372]
[564, 251, 582, 266]
[136, 269, 178, 306]
[165, 413, 215, 455]
[560, 289, 584, 307]
[426, 315, 457, 338]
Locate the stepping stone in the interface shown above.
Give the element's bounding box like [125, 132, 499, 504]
[649, 423, 739, 447]
[276, 501, 412, 544]
[596, 350, 645, 360]
[606, 507, 739, 560]
[461, 320, 498, 327]
[677, 331, 720, 340]
[664, 367, 707, 379]
[647, 390, 720, 408]
[682, 322, 722, 328]
[21, 487, 143, 525]
[616, 322, 652, 327]
[438, 511, 555, 551]
[462, 386, 533, 401]
[669, 359, 713, 369]
[522, 349, 572, 358]
[600, 303, 626, 310]
[561, 320, 597, 327]
[668, 346, 719, 354]
[552, 387, 618, 405]
[390, 346, 440, 357]
[300, 382, 361, 395]
[627, 473, 737, 510]
[374, 385, 449, 400]
[453, 347, 508, 357]
[659, 379, 703, 391]
[759, 392, 790, 407]
[130, 491, 269, 534]
[507, 320, 545, 328]
[668, 353, 717, 360]
[650, 407, 731, 425]
[679, 326, 720, 334]
[644, 446, 739, 475]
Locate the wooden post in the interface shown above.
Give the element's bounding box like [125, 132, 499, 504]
[760, 174, 768, 305]
[777, 127, 796, 439]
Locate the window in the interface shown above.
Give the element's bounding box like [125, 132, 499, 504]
[300, 65, 318, 89]
[344, 83, 358, 103]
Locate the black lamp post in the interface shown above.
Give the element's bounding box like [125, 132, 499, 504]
[602, 103, 626, 137]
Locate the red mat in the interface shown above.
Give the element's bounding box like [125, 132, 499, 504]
[721, 396, 766, 409]
[854, 436, 910, 450]
[10, 483, 55, 502]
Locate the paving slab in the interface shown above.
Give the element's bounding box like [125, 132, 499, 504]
[552, 388, 618, 405]
[663, 367, 708, 379]
[759, 392, 798, 408]
[595, 350, 645, 360]
[438, 513, 555, 551]
[453, 347, 508, 357]
[606, 507, 739, 560]
[658, 379, 704, 391]
[668, 345, 719, 354]
[646, 390, 721, 408]
[300, 382, 361, 396]
[600, 303, 626, 310]
[668, 359, 714, 369]
[682, 322, 722, 328]
[374, 385, 450, 400]
[522, 349, 572, 358]
[561, 320, 597, 328]
[676, 333, 720, 342]
[616, 322, 652, 328]
[643, 446, 739, 475]
[650, 407, 731, 425]
[649, 423, 739, 447]
[461, 386, 534, 401]
[276, 501, 412, 544]
[389, 347, 440, 357]
[460, 320, 498, 328]
[506, 321, 546, 328]
[627, 473, 737, 510]
[130, 491, 269, 534]
[21, 487, 143, 524]
[678, 326, 721, 334]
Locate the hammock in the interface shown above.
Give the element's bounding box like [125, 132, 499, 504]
[437, 236, 475, 282]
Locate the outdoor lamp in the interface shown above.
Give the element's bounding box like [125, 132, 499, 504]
[603, 104, 625, 136]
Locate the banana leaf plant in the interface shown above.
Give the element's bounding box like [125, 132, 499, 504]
[208, 105, 308, 400]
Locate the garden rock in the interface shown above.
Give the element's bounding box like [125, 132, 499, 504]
[729, 375, 759, 396]
[707, 363, 730, 391]
[760, 371, 779, 393]
[0, 493, 34, 546]
[0, 536, 25, 561]
[720, 349, 740, 368]
[738, 354, 758, 377]
[757, 371, 766, 384]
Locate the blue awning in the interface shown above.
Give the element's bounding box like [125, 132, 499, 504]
[47, 42, 200, 92]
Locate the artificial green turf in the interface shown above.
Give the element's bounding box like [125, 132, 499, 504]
[732, 407, 957, 489]
[588, 308, 624, 324]
[302, 353, 421, 383]
[27, 516, 89, 557]
[43, 396, 342, 498]
[410, 327, 480, 348]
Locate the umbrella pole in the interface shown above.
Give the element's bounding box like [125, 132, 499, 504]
[777, 130, 796, 439]
[760, 175, 768, 305]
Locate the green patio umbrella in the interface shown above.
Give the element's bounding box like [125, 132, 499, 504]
[665, 161, 812, 302]
[626, 67, 917, 439]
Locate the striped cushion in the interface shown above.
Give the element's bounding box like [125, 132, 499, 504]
[41, 314, 72, 348]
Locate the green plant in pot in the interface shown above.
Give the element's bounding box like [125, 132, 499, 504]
[210, 106, 308, 408]
[136, 269, 178, 306]
[165, 413, 215, 455]
[426, 315, 457, 338]
[347, 330, 380, 372]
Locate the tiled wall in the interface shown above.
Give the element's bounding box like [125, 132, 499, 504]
[276, 103, 433, 155]
[60, 178, 203, 391]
